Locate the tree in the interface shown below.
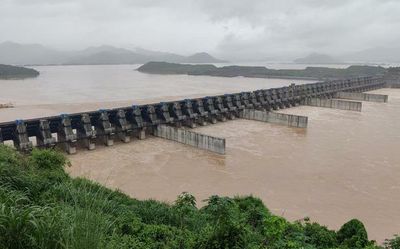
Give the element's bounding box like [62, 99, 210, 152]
[337, 219, 370, 248]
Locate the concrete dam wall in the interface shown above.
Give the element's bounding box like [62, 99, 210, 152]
[335, 92, 388, 103]
[304, 98, 362, 112]
[242, 109, 308, 128]
[0, 76, 387, 154]
[154, 125, 226, 154]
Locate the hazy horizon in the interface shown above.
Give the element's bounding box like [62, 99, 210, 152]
[1, 0, 400, 61]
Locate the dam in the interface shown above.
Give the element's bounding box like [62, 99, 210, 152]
[0, 76, 390, 154]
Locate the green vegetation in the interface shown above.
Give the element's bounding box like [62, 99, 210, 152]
[138, 61, 387, 80]
[384, 235, 400, 249]
[0, 144, 398, 248]
[0, 64, 39, 79]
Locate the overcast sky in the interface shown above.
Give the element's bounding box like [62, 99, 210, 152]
[1, 0, 399, 60]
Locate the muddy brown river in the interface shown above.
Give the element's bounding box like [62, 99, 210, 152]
[1, 65, 399, 242]
[68, 89, 400, 243]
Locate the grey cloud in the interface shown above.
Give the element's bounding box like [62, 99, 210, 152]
[204, 0, 400, 59]
[0, 0, 399, 60]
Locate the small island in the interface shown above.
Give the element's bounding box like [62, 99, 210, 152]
[0, 64, 40, 79]
[138, 61, 386, 80]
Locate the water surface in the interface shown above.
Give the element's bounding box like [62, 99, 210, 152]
[0, 64, 313, 106]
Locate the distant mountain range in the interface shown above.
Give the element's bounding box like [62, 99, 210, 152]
[0, 42, 226, 66]
[294, 53, 342, 64]
[341, 47, 400, 63]
[294, 47, 400, 64]
[2, 41, 399, 66]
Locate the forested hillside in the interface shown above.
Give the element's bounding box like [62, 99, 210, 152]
[0, 64, 39, 79]
[138, 62, 387, 80]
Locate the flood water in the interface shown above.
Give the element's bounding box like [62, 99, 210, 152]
[1, 65, 399, 242]
[0, 64, 313, 106]
[0, 64, 312, 122]
[67, 88, 400, 243]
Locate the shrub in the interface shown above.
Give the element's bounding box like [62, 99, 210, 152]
[233, 195, 270, 232]
[104, 234, 145, 249]
[0, 145, 22, 167]
[138, 224, 195, 248]
[303, 221, 337, 248]
[384, 235, 400, 249]
[173, 192, 200, 230]
[198, 195, 252, 248]
[29, 148, 67, 171]
[337, 219, 370, 248]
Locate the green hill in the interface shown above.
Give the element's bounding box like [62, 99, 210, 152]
[138, 62, 387, 80]
[0, 64, 39, 79]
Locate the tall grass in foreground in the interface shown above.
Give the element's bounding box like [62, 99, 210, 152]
[0, 144, 399, 249]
